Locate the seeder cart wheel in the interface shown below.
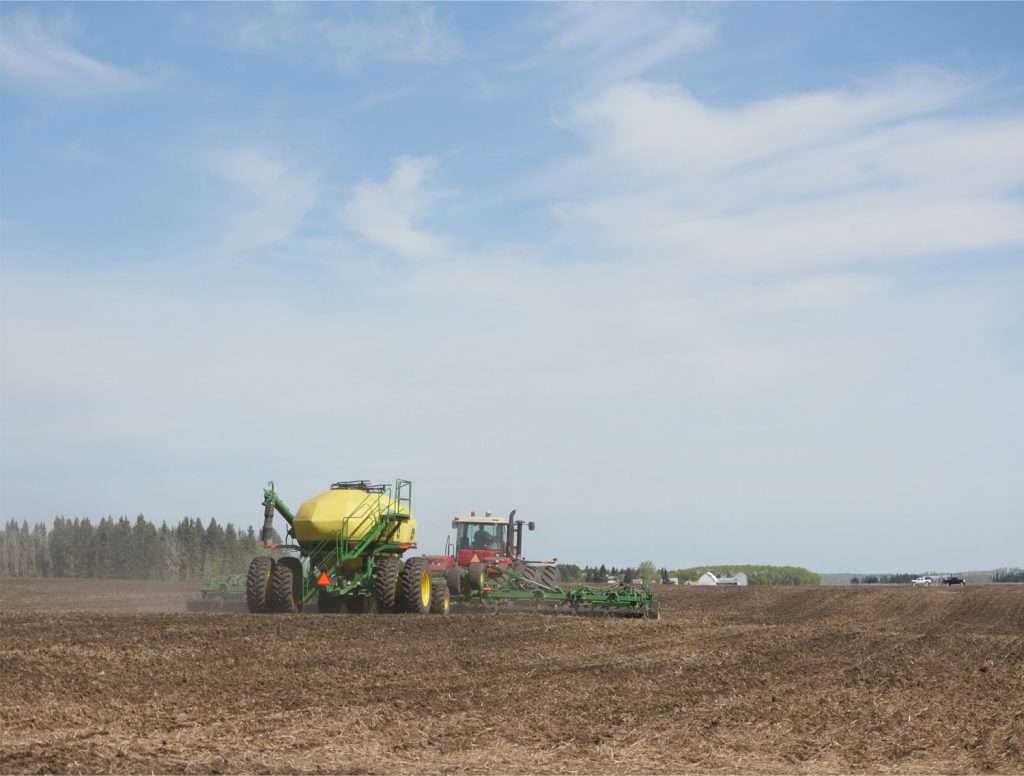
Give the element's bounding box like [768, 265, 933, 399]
[399, 557, 432, 614]
[271, 557, 301, 613]
[246, 556, 275, 613]
[373, 556, 403, 613]
[430, 579, 451, 615]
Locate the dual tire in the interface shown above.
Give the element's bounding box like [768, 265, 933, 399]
[520, 565, 559, 588]
[398, 557, 432, 614]
[373, 557, 404, 613]
[246, 556, 275, 613]
[430, 579, 451, 615]
[246, 555, 302, 613]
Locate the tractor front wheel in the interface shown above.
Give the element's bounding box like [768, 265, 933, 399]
[467, 562, 486, 591]
[446, 567, 462, 595]
[399, 557, 431, 614]
[246, 556, 275, 613]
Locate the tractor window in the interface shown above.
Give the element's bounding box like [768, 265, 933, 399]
[459, 523, 505, 551]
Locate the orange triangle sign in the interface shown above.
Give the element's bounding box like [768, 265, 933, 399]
[470, 553, 480, 563]
[317, 572, 330, 587]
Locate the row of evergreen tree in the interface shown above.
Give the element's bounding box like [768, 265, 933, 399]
[0, 517, 275, 582]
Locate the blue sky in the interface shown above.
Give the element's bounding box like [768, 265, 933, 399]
[1, 2, 1022, 573]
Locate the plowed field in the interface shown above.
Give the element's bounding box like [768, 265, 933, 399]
[1, 579, 1021, 774]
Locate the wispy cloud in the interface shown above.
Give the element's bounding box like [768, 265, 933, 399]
[340, 156, 450, 260]
[526, 4, 715, 84]
[0, 13, 150, 95]
[548, 70, 1024, 272]
[199, 146, 319, 255]
[234, 6, 459, 70]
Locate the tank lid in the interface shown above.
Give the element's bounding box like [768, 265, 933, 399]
[330, 480, 386, 493]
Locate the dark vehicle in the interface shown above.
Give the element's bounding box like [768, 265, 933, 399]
[942, 575, 967, 586]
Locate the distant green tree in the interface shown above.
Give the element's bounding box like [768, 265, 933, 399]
[558, 563, 583, 583]
[637, 560, 657, 583]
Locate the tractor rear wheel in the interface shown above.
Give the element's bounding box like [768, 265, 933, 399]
[446, 567, 462, 595]
[521, 565, 539, 585]
[540, 565, 560, 588]
[271, 557, 301, 613]
[398, 557, 431, 614]
[644, 602, 661, 620]
[373, 557, 403, 613]
[430, 579, 450, 615]
[246, 556, 275, 613]
[467, 562, 486, 591]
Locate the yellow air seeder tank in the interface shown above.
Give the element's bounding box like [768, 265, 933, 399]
[291, 485, 416, 576]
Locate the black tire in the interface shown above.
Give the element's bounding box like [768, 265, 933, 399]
[644, 602, 661, 620]
[373, 557, 403, 613]
[399, 557, 432, 614]
[246, 556, 275, 613]
[540, 565, 560, 588]
[317, 590, 343, 613]
[271, 557, 301, 613]
[467, 562, 486, 591]
[521, 565, 540, 585]
[430, 579, 450, 615]
[446, 567, 462, 595]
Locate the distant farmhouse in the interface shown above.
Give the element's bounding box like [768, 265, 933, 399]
[696, 571, 748, 586]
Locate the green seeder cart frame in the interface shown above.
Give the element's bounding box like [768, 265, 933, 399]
[258, 479, 418, 611]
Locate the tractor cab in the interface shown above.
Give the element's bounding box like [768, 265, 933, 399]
[454, 513, 511, 566]
[426, 510, 536, 573]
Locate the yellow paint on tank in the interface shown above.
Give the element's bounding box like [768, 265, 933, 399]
[292, 487, 417, 545]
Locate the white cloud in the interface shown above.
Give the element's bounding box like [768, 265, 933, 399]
[0, 13, 149, 95]
[339, 156, 450, 260]
[528, 4, 715, 84]
[323, 7, 459, 69]
[233, 7, 459, 70]
[547, 71, 1024, 272]
[200, 146, 319, 254]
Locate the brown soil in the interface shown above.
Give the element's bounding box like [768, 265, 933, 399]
[1, 580, 1021, 774]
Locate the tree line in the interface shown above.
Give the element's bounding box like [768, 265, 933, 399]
[0, 517, 276, 582]
[4, 517, 826, 587]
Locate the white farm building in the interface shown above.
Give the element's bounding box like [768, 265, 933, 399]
[697, 571, 748, 586]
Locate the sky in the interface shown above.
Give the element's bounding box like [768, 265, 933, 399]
[1, 2, 1022, 574]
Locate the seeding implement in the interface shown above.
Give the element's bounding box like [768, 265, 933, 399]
[245, 478, 657, 619]
[186, 574, 249, 612]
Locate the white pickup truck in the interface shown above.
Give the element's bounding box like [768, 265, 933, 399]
[911, 576, 932, 587]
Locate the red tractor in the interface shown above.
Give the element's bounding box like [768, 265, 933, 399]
[426, 509, 561, 593]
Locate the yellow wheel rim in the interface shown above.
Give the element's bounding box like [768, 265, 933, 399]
[442, 596, 450, 614]
[420, 572, 430, 609]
